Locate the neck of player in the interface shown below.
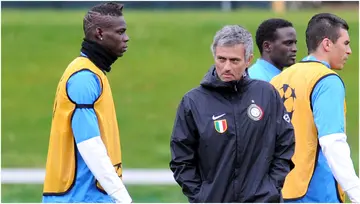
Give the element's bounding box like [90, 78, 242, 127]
[80, 38, 118, 73]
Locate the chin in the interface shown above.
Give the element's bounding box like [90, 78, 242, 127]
[116, 52, 124, 57]
[220, 77, 234, 82]
[286, 60, 296, 67]
[332, 66, 343, 70]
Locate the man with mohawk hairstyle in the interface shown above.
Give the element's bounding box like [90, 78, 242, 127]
[42, 2, 131, 203]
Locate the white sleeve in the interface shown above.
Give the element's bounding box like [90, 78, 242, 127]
[319, 133, 360, 203]
[77, 136, 132, 203]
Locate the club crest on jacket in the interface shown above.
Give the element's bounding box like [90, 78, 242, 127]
[247, 103, 263, 121]
[214, 119, 227, 133]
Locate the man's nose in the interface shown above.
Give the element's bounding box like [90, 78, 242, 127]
[223, 61, 231, 71]
[123, 34, 129, 42]
[346, 46, 352, 55]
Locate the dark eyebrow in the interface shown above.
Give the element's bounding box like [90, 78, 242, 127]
[116, 28, 126, 32]
[283, 39, 297, 43]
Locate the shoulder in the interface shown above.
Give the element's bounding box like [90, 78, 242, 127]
[177, 85, 211, 112]
[66, 69, 102, 102]
[248, 63, 266, 77]
[312, 74, 345, 101]
[248, 59, 262, 70]
[315, 73, 344, 88]
[247, 79, 279, 99]
[182, 87, 201, 104]
[249, 78, 276, 91]
[67, 69, 101, 87]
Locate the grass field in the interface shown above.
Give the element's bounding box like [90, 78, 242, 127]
[1, 8, 359, 202]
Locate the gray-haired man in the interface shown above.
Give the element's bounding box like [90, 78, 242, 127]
[169, 25, 295, 203]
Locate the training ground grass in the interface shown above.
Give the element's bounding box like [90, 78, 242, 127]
[1, 8, 358, 202]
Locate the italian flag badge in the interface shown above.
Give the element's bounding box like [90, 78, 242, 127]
[214, 119, 227, 133]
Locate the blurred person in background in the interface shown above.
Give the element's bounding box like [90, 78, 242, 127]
[42, 2, 132, 203]
[271, 13, 360, 203]
[170, 25, 295, 203]
[248, 18, 297, 82]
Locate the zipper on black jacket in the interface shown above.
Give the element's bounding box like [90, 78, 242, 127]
[232, 89, 239, 201]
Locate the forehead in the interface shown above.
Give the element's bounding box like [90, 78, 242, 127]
[338, 28, 350, 40]
[215, 44, 245, 58]
[275, 27, 296, 40]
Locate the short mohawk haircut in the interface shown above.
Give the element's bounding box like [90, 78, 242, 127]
[83, 2, 124, 36]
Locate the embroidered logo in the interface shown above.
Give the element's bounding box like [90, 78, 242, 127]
[283, 113, 291, 123]
[214, 119, 228, 133]
[212, 113, 226, 120]
[247, 102, 264, 121]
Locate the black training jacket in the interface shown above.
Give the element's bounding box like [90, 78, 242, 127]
[170, 66, 295, 203]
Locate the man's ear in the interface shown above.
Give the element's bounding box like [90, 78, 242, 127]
[95, 27, 103, 41]
[263, 41, 272, 53]
[246, 54, 254, 67]
[321, 38, 333, 52]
